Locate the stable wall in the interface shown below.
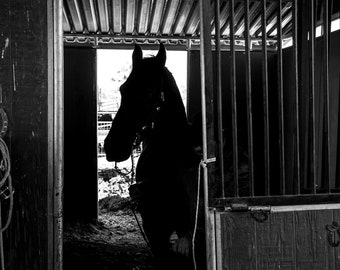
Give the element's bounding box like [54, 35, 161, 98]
[214, 208, 340, 269]
[64, 47, 98, 223]
[0, 0, 57, 269]
[283, 31, 340, 193]
[187, 50, 280, 195]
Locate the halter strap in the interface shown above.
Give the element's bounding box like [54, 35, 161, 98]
[135, 69, 165, 144]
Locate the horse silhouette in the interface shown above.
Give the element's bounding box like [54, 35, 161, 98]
[104, 44, 204, 269]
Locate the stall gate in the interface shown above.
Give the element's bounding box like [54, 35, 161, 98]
[199, 0, 340, 269]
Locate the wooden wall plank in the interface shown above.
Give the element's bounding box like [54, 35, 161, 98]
[218, 211, 256, 269]
[216, 209, 339, 270]
[332, 209, 340, 269]
[256, 212, 295, 269]
[294, 210, 334, 269]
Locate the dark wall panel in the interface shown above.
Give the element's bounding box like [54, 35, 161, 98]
[64, 47, 98, 222]
[0, 0, 52, 269]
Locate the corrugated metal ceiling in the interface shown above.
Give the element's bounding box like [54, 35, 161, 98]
[63, 0, 294, 40]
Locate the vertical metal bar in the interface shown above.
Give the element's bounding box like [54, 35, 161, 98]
[244, 0, 254, 197]
[277, 0, 285, 195]
[292, 0, 301, 194]
[230, 0, 239, 197]
[199, 0, 216, 269]
[323, 0, 330, 193]
[310, 0, 317, 194]
[52, 0, 64, 269]
[261, 0, 270, 195]
[215, 0, 226, 198]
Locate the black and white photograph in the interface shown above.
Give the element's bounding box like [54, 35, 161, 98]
[0, 0, 340, 269]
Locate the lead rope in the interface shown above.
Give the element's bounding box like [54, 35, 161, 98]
[192, 161, 202, 270]
[192, 158, 216, 270]
[0, 137, 13, 270]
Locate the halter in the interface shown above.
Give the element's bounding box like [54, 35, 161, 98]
[135, 69, 165, 144]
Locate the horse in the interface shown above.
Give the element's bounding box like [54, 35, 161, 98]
[104, 44, 204, 270]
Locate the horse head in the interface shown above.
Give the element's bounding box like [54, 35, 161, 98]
[104, 43, 167, 162]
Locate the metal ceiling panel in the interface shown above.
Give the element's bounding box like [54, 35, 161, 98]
[97, 0, 110, 33]
[64, 0, 339, 46]
[81, 0, 98, 33]
[221, 3, 244, 36]
[65, 0, 84, 32]
[138, 0, 152, 34]
[172, 0, 195, 35]
[249, 1, 276, 36]
[150, 0, 166, 34]
[234, 1, 261, 36]
[161, 0, 182, 35]
[184, 2, 199, 35]
[112, 0, 122, 33]
[126, 0, 136, 34]
[63, 6, 72, 32]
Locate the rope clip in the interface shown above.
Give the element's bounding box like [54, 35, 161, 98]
[200, 157, 216, 168]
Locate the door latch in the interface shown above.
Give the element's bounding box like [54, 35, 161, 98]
[227, 203, 271, 223]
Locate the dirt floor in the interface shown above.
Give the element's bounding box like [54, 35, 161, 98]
[64, 157, 154, 270]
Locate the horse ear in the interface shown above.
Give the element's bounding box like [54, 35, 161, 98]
[132, 44, 143, 68]
[156, 43, 166, 67]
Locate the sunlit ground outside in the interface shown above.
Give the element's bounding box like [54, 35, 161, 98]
[97, 49, 188, 200]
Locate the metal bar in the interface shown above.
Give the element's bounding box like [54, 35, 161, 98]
[310, 0, 317, 194]
[271, 203, 340, 213]
[214, 193, 340, 208]
[230, 0, 239, 197]
[50, 0, 64, 269]
[323, 0, 330, 192]
[244, 0, 254, 197]
[199, 0, 216, 268]
[215, 0, 226, 198]
[261, 0, 270, 195]
[292, 0, 300, 194]
[277, 0, 285, 195]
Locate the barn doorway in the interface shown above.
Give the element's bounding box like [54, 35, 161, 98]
[63, 47, 188, 269]
[97, 48, 188, 199]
